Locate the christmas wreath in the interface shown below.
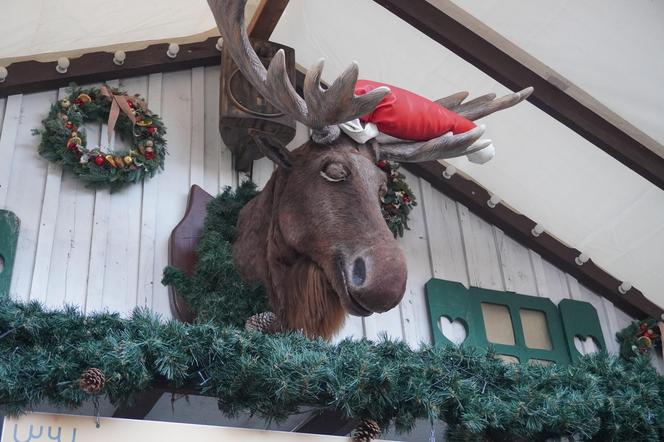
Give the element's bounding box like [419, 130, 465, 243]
[617, 318, 663, 360]
[33, 84, 166, 190]
[377, 160, 416, 238]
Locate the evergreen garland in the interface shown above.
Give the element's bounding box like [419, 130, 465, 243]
[32, 84, 166, 191]
[162, 181, 267, 326]
[1, 299, 663, 440]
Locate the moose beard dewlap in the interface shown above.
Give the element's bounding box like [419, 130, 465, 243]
[355, 79, 476, 141]
[274, 258, 346, 340]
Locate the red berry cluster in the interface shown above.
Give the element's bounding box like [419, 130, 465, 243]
[638, 322, 659, 341]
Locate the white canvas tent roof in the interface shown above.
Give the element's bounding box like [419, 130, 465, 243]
[1, 0, 663, 309]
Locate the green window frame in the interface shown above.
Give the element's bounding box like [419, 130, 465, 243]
[426, 278, 606, 365]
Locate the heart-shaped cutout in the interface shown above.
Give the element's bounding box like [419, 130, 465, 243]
[438, 316, 467, 346]
[574, 335, 599, 355]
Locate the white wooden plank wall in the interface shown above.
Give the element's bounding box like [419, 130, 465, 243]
[0, 67, 656, 366]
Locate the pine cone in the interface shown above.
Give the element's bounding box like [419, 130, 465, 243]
[79, 368, 105, 395]
[352, 419, 381, 442]
[245, 312, 279, 334]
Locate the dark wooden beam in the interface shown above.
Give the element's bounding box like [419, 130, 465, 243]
[373, 0, 664, 191]
[248, 0, 290, 40]
[294, 409, 358, 436]
[112, 389, 165, 419]
[0, 38, 221, 98]
[403, 161, 663, 320]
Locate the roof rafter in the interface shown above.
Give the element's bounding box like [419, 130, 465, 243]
[248, 0, 290, 40]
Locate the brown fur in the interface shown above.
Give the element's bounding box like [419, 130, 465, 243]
[233, 137, 408, 340]
[278, 259, 346, 340]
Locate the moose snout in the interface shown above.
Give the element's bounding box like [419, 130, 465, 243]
[345, 245, 407, 313]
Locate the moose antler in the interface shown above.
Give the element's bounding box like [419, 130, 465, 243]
[377, 87, 533, 162]
[207, 0, 390, 143]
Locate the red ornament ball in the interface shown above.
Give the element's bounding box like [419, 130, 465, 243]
[67, 142, 78, 151]
[147, 126, 157, 136]
[94, 155, 105, 166]
[376, 160, 387, 170]
[403, 195, 411, 204]
[144, 150, 155, 160]
[65, 121, 74, 130]
[127, 100, 135, 109]
[73, 98, 84, 106]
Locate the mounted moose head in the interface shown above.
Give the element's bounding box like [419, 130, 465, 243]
[208, 0, 532, 339]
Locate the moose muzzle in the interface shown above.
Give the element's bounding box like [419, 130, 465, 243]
[340, 244, 407, 316]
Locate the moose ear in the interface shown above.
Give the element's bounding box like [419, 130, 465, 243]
[249, 130, 293, 171]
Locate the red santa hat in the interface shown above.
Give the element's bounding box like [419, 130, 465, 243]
[340, 79, 494, 164]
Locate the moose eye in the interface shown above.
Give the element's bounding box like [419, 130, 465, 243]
[320, 162, 350, 182]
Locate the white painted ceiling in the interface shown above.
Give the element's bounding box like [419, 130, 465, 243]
[0, 0, 219, 62]
[1, 0, 662, 309]
[448, 0, 664, 147]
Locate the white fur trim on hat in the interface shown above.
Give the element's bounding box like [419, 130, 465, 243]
[339, 119, 379, 144]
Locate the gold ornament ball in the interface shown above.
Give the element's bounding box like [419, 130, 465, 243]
[77, 93, 92, 104]
[123, 155, 133, 165]
[70, 131, 78, 137]
[637, 336, 652, 348]
[59, 99, 71, 109]
[145, 140, 154, 147]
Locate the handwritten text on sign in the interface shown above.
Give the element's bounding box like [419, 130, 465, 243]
[2, 413, 392, 442]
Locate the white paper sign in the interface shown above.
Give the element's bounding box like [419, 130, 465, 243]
[2, 412, 393, 442]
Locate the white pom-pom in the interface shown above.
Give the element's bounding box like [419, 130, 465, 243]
[467, 142, 495, 164]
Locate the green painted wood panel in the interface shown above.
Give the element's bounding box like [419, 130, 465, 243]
[559, 298, 607, 363]
[0, 210, 19, 298]
[426, 278, 579, 365]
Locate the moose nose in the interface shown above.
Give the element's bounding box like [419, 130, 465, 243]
[346, 246, 407, 313]
[352, 257, 366, 286]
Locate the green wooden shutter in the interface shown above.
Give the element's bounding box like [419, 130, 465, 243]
[559, 298, 607, 363]
[0, 210, 20, 298]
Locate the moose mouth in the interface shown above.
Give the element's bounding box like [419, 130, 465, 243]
[336, 257, 372, 317]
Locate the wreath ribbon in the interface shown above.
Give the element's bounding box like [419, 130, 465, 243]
[100, 84, 146, 144]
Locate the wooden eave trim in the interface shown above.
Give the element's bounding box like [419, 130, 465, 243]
[0, 38, 222, 97]
[373, 0, 664, 191]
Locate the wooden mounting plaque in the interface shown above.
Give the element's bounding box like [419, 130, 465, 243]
[168, 185, 214, 322]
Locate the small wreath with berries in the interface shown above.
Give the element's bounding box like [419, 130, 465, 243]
[33, 84, 166, 191]
[617, 318, 663, 360]
[377, 160, 417, 238]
